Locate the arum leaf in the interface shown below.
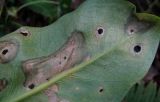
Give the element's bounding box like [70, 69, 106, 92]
[0, 0, 159, 102]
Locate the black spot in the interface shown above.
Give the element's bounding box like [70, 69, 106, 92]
[2, 49, 8, 55]
[97, 28, 104, 35]
[99, 88, 104, 93]
[28, 84, 35, 89]
[21, 32, 28, 36]
[64, 56, 67, 60]
[59, 62, 61, 64]
[130, 29, 134, 33]
[134, 45, 142, 53]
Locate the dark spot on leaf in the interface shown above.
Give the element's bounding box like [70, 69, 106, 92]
[19, 27, 30, 37]
[2, 49, 8, 55]
[98, 29, 103, 34]
[134, 45, 141, 53]
[130, 29, 134, 34]
[21, 32, 29, 36]
[97, 27, 104, 35]
[99, 87, 104, 93]
[28, 83, 35, 89]
[64, 56, 67, 60]
[59, 62, 61, 64]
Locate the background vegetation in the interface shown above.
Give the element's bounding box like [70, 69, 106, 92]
[0, 0, 84, 35]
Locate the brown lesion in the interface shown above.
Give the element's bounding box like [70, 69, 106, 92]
[22, 31, 87, 89]
[0, 40, 19, 63]
[0, 79, 7, 92]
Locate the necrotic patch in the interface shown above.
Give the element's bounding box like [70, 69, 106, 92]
[22, 31, 87, 89]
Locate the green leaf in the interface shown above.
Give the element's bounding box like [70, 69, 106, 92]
[0, 0, 160, 102]
[124, 82, 160, 102]
[18, 0, 60, 20]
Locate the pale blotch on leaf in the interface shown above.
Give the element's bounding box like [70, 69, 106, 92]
[22, 57, 47, 73]
[75, 86, 80, 91]
[22, 31, 86, 89]
[0, 78, 8, 92]
[0, 41, 19, 63]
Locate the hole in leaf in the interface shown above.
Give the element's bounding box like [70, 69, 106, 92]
[99, 87, 104, 93]
[21, 32, 28, 36]
[28, 84, 35, 89]
[134, 45, 141, 53]
[96, 27, 105, 36]
[130, 29, 134, 34]
[97, 28, 104, 35]
[2, 49, 8, 55]
[64, 56, 67, 60]
[0, 41, 19, 63]
[19, 28, 30, 36]
[127, 27, 136, 35]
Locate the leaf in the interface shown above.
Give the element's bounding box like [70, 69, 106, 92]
[124, 82, 160, 102]
[0, 0, 160, 102]
[18, 0, 60, 20]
